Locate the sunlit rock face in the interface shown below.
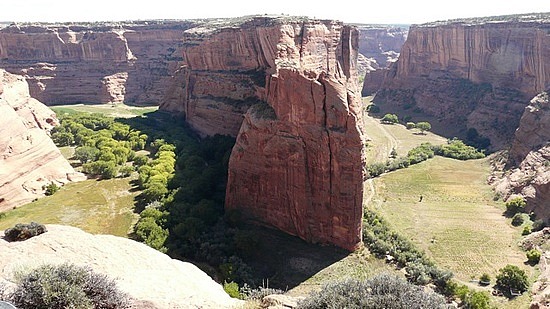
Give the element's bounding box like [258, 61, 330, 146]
[375, 13, 550, 149]
[0, 69, 83, 211]
[0, 21, 195, 105]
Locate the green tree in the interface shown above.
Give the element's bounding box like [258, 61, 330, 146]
[51, 131, 74, 146]
[496, 264, 529, 297]
[43, 182, 60, 196]
[464, 291, 492, 309]
[381, 113, 399, 124]
[416, 121, 431, 134]
[73, 146, 99, 164]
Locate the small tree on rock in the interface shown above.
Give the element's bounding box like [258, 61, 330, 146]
[406, 122, 416, 129]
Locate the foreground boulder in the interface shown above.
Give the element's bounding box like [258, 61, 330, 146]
[0, 225, 242, 309]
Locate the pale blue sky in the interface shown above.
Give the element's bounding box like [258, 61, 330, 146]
[1, 0, 548, 24]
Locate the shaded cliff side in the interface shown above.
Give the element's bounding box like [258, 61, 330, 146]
[355, 25, 408, 95]
[0, 69, 84, 211]
[375, 13, 550, 149]
[0, 21, 195, 105]
[492, 91, 550, 220]
[161, 16, 365, 250]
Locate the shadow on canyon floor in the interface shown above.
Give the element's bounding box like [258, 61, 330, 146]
[238, 225, 350, 291]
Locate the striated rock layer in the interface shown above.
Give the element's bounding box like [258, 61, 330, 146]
[375, 13, 550, 149]
[0, 21, 195, 105]
[0, 225, 242, 309]
[491, 91, 550, 220]
[0, 69, 84, 211]
[162, 17, 365, 250]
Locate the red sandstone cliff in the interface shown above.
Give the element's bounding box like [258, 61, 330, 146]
[491, 91, 550, 220]
[375, 13, 550, 149]
[0, 21, 194, 105]
[162, 17, 365, 250]
[0, 69, 84, 211]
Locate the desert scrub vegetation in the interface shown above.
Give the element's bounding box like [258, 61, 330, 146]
[297, 273, 448, 309]
[1, 263, 129, 309]
[366, 139, 484, 178]
[362, 210, 453, 292]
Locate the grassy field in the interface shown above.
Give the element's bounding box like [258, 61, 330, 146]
[362, 98, 447, 164]
[51, 103, 158, 118]
[0, 176, 140, 237]
[367, 156, 535, 307]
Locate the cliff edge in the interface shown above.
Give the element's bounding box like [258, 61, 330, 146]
[0, 225, 242, 308]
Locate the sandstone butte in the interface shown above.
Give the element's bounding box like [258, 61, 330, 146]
[0, 225, 242, 309]
[0, 69, 84, 212]
[375, 13, 550, 150]
[160, 16, 366, 251]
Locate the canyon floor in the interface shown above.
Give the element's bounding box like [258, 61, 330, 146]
[0, 102, 538, 308]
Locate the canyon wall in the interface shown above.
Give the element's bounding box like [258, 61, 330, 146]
[0, 21, 194, 105]
[0, 69, 84, 211]
[356, 25, 408, 95]
[162, 17, 365, 250]
[375, 14, 550, 149]
[492, 90, 550, 220]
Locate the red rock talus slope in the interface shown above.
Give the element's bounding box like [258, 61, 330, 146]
[375, 13, 550, 149]
[162, 17, 365, 250]
[0, 70, 84, 211]
[0, 21, 194, 105]
[492, 91, 550, 220]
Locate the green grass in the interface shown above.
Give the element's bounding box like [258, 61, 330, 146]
[0, 176, 139, 237]
[362, 98, 447, 164]
[51, 103, 158, 118]
[368, 157, 533, 282]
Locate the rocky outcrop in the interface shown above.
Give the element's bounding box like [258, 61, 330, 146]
[375, 13, 550, 149]
[0, 69, 84, 211]
[0, 224, 242, 308]
[491, 91, 550, 220]
[0, 21, 195, 105]
[356, 25, 408, 95]
[166, 17, 364, 251]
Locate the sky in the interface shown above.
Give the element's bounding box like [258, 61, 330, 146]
[0, 0, 548, 25]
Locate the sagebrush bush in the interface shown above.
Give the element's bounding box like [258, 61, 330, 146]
[3, 222, 47, 242]
[8, 263, 130, 309]
[297, 273, 447, 309]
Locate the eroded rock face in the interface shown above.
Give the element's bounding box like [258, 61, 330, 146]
[0, 225, 242, 309]
[166, 17, 364, 251]
[0, 21, 194, 105]
[356, 25, 408, 95]
[491, 91, 550, 220]
[375, 14, 550, 149]
[0, 69, 84, 211]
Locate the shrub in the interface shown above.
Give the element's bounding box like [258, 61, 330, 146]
[496, 264, 529, 297]
[526, 249, 542, 265]
[505, 197, 526, 216]
[241, 284, 284, 301]
[3, 222, 47, 242]
[297, 273, 447, 309]
[522, 225, 532, 236]
[511, 213, 524, 226]
[367, 104, 380, 113]
[406, 122, 416, 129]
[463, 290, 492, 309]
[43, 182, 60, 196]
[434, 139, 485, 160]
[416, 121, 431, 134]
[223, 281, 242, 299]
[381, 113, 399, 124]
[118, 165, 134, 178]
[479, 273, 491, 285]
[367, 162, 386, 178]
[9, 263, 129, 309]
